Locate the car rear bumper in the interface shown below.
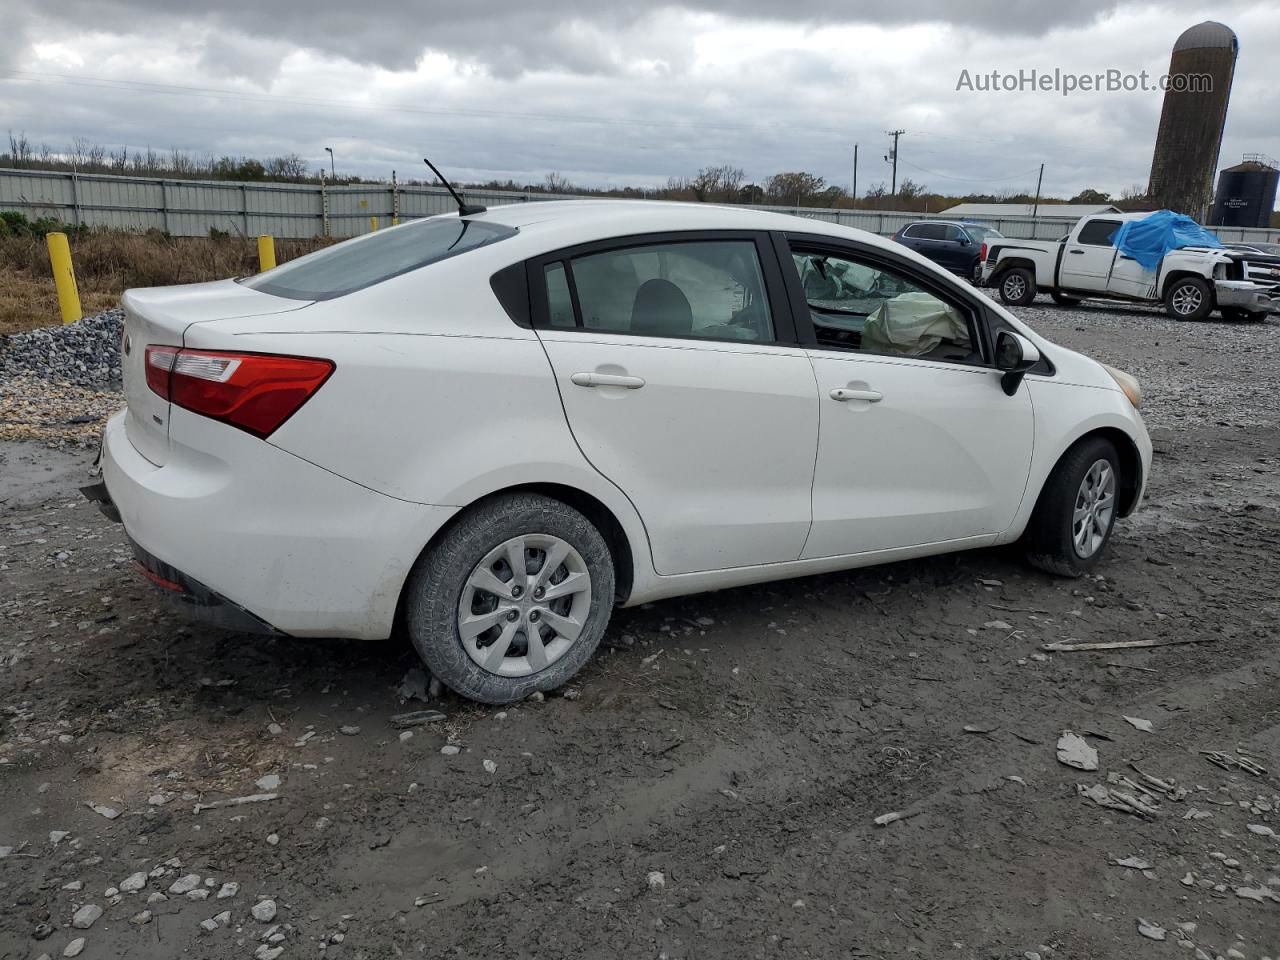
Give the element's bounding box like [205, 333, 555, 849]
[1215, 280, 1278, 313]
[98, 409, 457, 639]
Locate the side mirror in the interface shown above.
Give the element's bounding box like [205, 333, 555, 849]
[957, 236, 970, 246]
[995, 331, 1041, 396]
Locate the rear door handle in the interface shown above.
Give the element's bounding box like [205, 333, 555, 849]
[830, 387, 883, 402]
[571, 372, 645, 389]
[1069, 249, 1085, 255]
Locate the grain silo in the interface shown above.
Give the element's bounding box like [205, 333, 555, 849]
[1146, 21, 1238, 221]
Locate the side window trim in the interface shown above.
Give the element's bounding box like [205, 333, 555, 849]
[527, 230, 799, 346]
[774, 231, 995, 367]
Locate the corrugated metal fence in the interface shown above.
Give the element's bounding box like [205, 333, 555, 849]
[2, 167, 1278, 244]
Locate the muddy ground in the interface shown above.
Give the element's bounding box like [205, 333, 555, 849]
[2, 300, 1278, 960]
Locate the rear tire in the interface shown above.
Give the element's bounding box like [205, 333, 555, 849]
[1051, 292, 1082, 306]
[1024, 436, 1121, 578]
[1163, 276, 1213, 321]
[997, 267, 1037, 306]
[404, 493, 615, 704]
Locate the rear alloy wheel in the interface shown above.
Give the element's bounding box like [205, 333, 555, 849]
[1163, 277, 1213, 321]
[1024, 436, 1121, 577]
[405, 493, 615, 703]
[998, 267, 1037, 306]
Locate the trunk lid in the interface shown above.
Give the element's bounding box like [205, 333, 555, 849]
[120, 280, 311, 465]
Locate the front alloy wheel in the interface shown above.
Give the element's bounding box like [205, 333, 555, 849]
[1072, 459, 1116, 559]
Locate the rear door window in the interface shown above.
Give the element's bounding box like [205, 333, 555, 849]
[242, 218, 516, 301]
[1076, 219, 1122, 247]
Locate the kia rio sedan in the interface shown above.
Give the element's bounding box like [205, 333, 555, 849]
[93, 200, 1151, 703]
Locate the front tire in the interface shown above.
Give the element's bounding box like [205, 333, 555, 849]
[1024, 436, 1121, 578]
[997, 267, 1037, 306]
[405, 493, 615, 704]
[1163, 276, 1213, 321]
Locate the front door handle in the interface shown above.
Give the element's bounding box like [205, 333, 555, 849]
[571, 372, 645, 389]
[830, 387, 883, 402]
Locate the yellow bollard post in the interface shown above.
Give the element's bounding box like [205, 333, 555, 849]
[370, 216, 378, 232]
[46, 232, 82, 325]
[391, 217, 399, 226]
[257, 235, 277, 272]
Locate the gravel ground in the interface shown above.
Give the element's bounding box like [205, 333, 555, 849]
[0, 309, 124, 393]
[1, 296, 1279, 960]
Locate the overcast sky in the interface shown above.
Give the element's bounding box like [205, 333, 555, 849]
[1, 0, 1277, 201]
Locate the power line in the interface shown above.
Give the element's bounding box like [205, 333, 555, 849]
[898, 158, 1044, 184]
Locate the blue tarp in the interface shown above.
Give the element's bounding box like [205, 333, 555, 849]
[1111, 209, 1223, 271]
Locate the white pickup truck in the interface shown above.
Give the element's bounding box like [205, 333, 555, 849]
[982, 213, 1280, 321]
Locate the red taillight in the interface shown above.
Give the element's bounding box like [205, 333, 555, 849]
[979, 242, 988, 262]
[145, 347, 334, 438]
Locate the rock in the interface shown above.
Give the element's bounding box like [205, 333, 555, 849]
[71, 905, 102, 929]
[104, 887, 118, 898]
[146, 892, 168, 904]
[267, 723, 283, 736]
[62, 881, 83, 891]
[214, 911, 231, 924]
[527, 691, 545, 702]
[441, 744, 461, 756]
[199, 918, 219, 932]
[1123, 715, 1154, 732]
[63, 938, 86, 957]
[1248, 823, 1275, 837]
[1234, 885, 1277, 903]
[984, 620, 1013, 631]
[130, 910, 152, 925]
[1137, 919, 1166, 941]
[339, 725, 361, 736]
[252, 899, 277, 922]
[119, 871, 147, 893]
[168, 874, 202, 895]
[646, 871, 666, 890]
[399, 731, 413, 742]
[255, 774, 281, 791]
[216, 881, 239, 899]
[1113, 856, 1153, 870]
[1056, 731, 1098, 771]
[266, 833, 280, 846]
[187, 888, 210, 901]
[563, 689, 581, 701]
[85, 803, 120, 819]
[255, 947, 284, 960]
[483, 759, 497, 774]
[50, 830, 71, 844]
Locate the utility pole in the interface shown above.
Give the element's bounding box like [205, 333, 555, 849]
[885, 130, 905, 196]
[1031, 162, 1045, 225]
[852, 143, 859, 203]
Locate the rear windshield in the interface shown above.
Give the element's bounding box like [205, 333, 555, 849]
[242, 218, 517, 301]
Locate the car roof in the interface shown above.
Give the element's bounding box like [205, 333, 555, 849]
[460, 199, 904, 258]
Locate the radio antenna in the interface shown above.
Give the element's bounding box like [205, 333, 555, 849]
[423, 157, 486, 217]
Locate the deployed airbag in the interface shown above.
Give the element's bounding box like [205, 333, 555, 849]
[861, 293, 968, 357]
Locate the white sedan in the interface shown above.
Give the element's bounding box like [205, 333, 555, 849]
[91, 200, 1151, 703]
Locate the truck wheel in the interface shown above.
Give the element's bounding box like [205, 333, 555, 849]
[1024, 436, 1120, 578]
[1220, 307, 1268, 323]
[404, 493, 616, 704]
[1163, 277, 1213, 321]
[1051, 292, 1082, 306]
[997, 268, 1036, 306]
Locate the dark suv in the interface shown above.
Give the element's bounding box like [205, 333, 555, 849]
[891, 220, 1004, 282]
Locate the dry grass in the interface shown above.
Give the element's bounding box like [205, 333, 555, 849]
[0, 231, 333, 335]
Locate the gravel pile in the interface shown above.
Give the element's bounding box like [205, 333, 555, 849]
[0, 308, 125, 391]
